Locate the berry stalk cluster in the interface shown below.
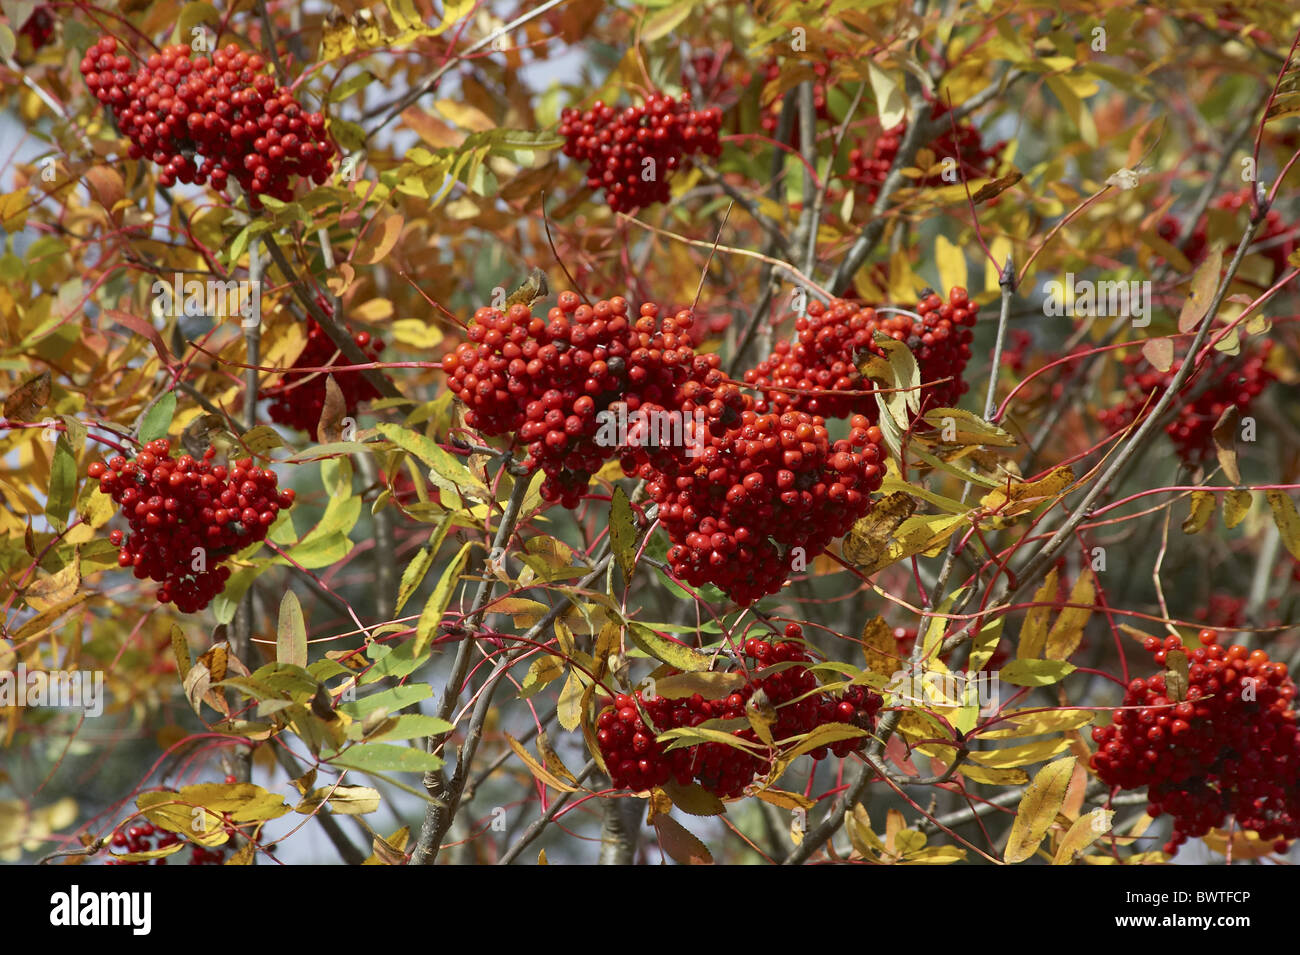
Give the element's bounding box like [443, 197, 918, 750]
[560, 93, 722, 213]
[81, 37, 336, 203]
[1096, 339, 1274, 465]
[744, 287, 978, 422]
[87, 439, 294, 612]
[595, 626, 882, 796]
[1091, 631, 1300, 855]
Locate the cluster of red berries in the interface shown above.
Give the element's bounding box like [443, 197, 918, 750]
[1091, 631, 1300, 855]
[744, 287, 978, 422]
[17, 5, 55, 49]
[756, 58, 831, 141]
[643, 410, 885, 604]
[1157, 188, 1295, 284]
[444, 293, 739, 508]
[264, 319, 385, 434]
[595, 626, 882, 796]
[845, 101, 1004, 206]
[87, 439, 294, 612]
[1096, 339, 1274, 464]
[108, 823, 229, 866]
[559, 93, 722, 212]
[80, 37, 336, 203]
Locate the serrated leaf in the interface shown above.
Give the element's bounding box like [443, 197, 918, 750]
[1266, 492, 1300, 559]
[1004, 757, 1076, 863]
[396, 514, 453, 613]
[44, 435, 77, 528]
[628, 623, 711, 672]
[610, 485, 638, 582]
[653, 813, 713, 864]
[1044, 570, 1094, 661]
[413, 541, 471, 656]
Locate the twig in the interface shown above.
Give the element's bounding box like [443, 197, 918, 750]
[497, 760, 598, 865]
[262, 235, 403, 401]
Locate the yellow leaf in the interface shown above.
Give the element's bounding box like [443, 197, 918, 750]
[1223, 489, 1252, 529]
[1004, 757, 1076, 863]
[1182, 490, 1216, 534]
[866, 60, 907, 128]
[435, 98, 495, 132]
[970, 737, 1071, 769]
[977, 708, 1094, 739]
[557, 669, 585, 732]
[1017, 568, 1058, 660]
[981, 467, 1074, 520]
[1052, 808, 1113, 864]
[959, 764, 1029, 785]
[1045, 570, 1094, 661]
[860, 616, 902, 679]
[935, 235, 968, 298]
[518, 655, 565, 699]
[503, 733, 578, 792]
[390, 319, 444, 349]
[1265, 491, 1300, 560]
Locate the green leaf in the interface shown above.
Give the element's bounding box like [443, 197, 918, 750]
[280, 494, 361, 568]
[330, 71, 376, 102]
[396, 514, 453, 614]
[359, 639, 431, 685]
[627, 623, 711, 672]
[330, 743, 444, 773]
[610, 485, 638, 583]
[277, 590, 307, 667]
[998, 659, 1077, 687]
[350, 713, 453, 743]
[45, 434, 77, 528]
[340, 683, 433, 719]
[414, 541, 472, 656]
[375, 423, 489, 503]
[138, 391, 176, 443]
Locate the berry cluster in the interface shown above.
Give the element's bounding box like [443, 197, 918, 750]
[264, 319, 385, 434]
[845, 101, 1003, 206]
[80, 38, 336, 203]
[744, 287, 978, 422]
[559, 93, 722, 212]
[595, 626, 882, 796]
[642, 410, 885, 604]
[1158, 188, 1295, 284]
[87, 439, 294, 612]
[443, 294, 740, 508]
[109, 823, 229, 866]
[1096, 340, 1274, 465]
[1091, 631, 1300, 855]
